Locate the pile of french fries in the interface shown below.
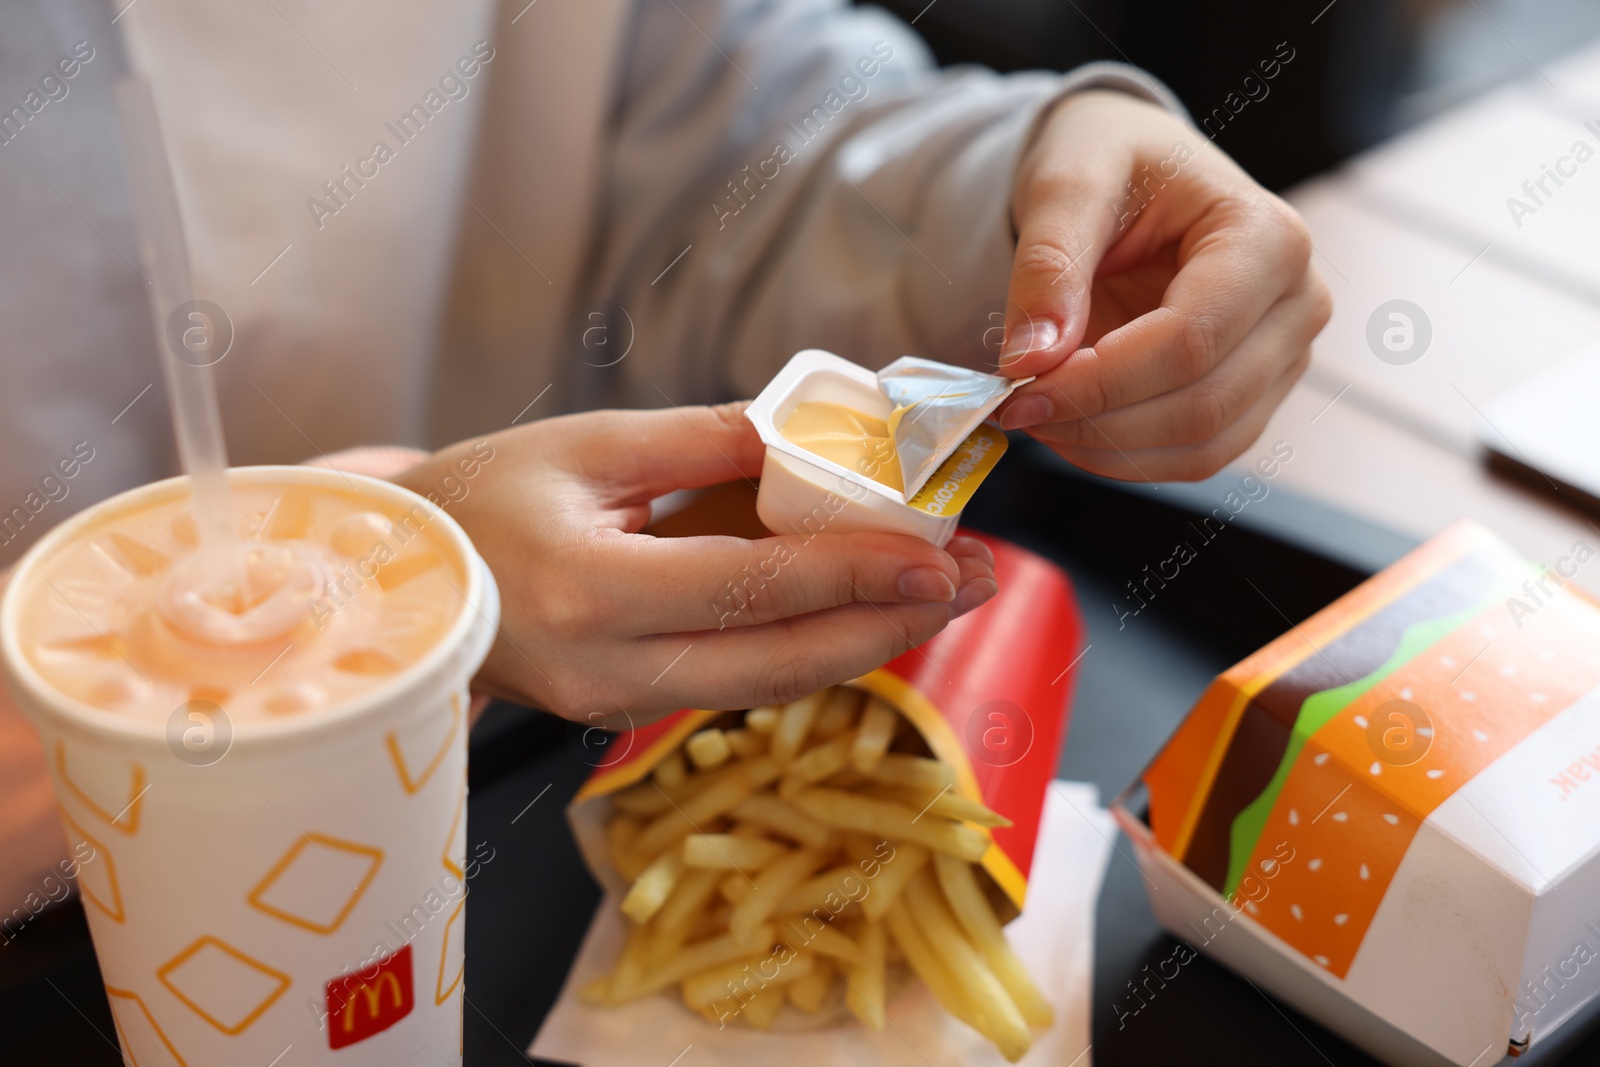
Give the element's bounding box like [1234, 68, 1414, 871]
[580, 685, 1052, 1061]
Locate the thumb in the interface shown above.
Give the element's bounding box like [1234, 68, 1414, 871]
[995, 160, 1123, 380]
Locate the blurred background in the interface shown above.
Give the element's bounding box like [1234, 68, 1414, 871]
[863, 0, 1600, 190]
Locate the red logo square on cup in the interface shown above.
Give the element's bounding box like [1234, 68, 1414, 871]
[326, 944, 414, 1049]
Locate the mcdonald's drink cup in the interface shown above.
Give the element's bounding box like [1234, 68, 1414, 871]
[0, 466, 499, 1064]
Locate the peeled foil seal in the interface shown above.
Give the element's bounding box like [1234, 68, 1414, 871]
[878, 356, 1024, 499]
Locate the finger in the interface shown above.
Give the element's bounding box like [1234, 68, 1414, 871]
[1029, 273, 1328, 451]
[1036, 346, 1309, 483]
[642, 594, 984, 713]
[594, 530, 980, 635]
[995, 150, 1125, 378]
[950, 550, 1000, 618]
[1002, 194, 1310, 429]
[579, 402, 766, 498]
[944, 534, 995, 571]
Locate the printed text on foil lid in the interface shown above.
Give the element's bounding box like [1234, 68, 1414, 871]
[919, 435, 994, 515]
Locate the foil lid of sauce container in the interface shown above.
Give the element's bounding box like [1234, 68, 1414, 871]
[876, 356, 1029, 499]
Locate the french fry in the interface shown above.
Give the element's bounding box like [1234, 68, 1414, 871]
[607, 813, 641, 851]
[741, 982, 786, 1029]
[783, 730, 857, 788]
[865, 783, 1013, 829]
[935, 853, 1052, 1027]
[682, 956, 763, 1012]
[725, 727, 766, 759]
[812, 686, 862, 739]
[788, 955, 835, 1013]
[686, 727, 733, 770]
[728, 794, 834, 849]
[883, 904, 982, 1031]
[775, 864, 867, 917]
[729, 846, 826, 940]
[692, 904, 730, 941]
[615, 923, 776, 1000]
[791, 788, 989, 863]
[778, 916, 862, 963]
[655, 750, 687, 788]
[621, 848, 683, 924]
[631, 752, 784, 819]
[850, 697, 898, 772]
[682, 951, 815, 1011]
[770, 691, 828, 764]
[683, 834, 788, 871]
[828, 769, 870, 789]
[745, 706, 781, 735]
[630, 760, 775, 860]
[609, 778, 678, 816]
[581, 923, 650, 1005]
[844, 919, 886, 1030]
[648, 867, 723, 968]
[858, 841, 928, 922]
[719, 872, 753, 905]
[607, 814, 649, 880]
[734, 755, 782, 790]
[870, 753, 956, 791]
[904, 870, 1031, 1062]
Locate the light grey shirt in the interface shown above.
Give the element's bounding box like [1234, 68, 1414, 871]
[0, 0, 1179, 568]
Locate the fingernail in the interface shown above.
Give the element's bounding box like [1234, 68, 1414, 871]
[898, 567, 957, 602]
[946, 536, 996, 569]
[999, 318, 1060, 366]
[1000, 394, 1052, 431]
[951, 578, 999, 618]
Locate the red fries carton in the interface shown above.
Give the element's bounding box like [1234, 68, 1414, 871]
[568, 531, 1083, 923]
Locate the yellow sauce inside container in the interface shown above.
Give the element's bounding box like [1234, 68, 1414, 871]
[780, 401, 903, 493]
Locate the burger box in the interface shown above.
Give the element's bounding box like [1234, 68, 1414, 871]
[1112, 521, 1600, 1066]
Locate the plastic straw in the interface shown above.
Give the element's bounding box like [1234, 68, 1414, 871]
[113, 78, 235, 555]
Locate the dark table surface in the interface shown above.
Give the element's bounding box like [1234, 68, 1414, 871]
[6, 440, 1600, 1066]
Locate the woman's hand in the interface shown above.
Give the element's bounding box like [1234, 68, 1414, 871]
[996, 90, 1332, 481]
[396, 403, 996, 726]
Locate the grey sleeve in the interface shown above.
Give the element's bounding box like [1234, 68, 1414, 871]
[576, 0, 1182, 409]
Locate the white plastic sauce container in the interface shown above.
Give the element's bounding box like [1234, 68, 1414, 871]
[745, 350, 1019, 546]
